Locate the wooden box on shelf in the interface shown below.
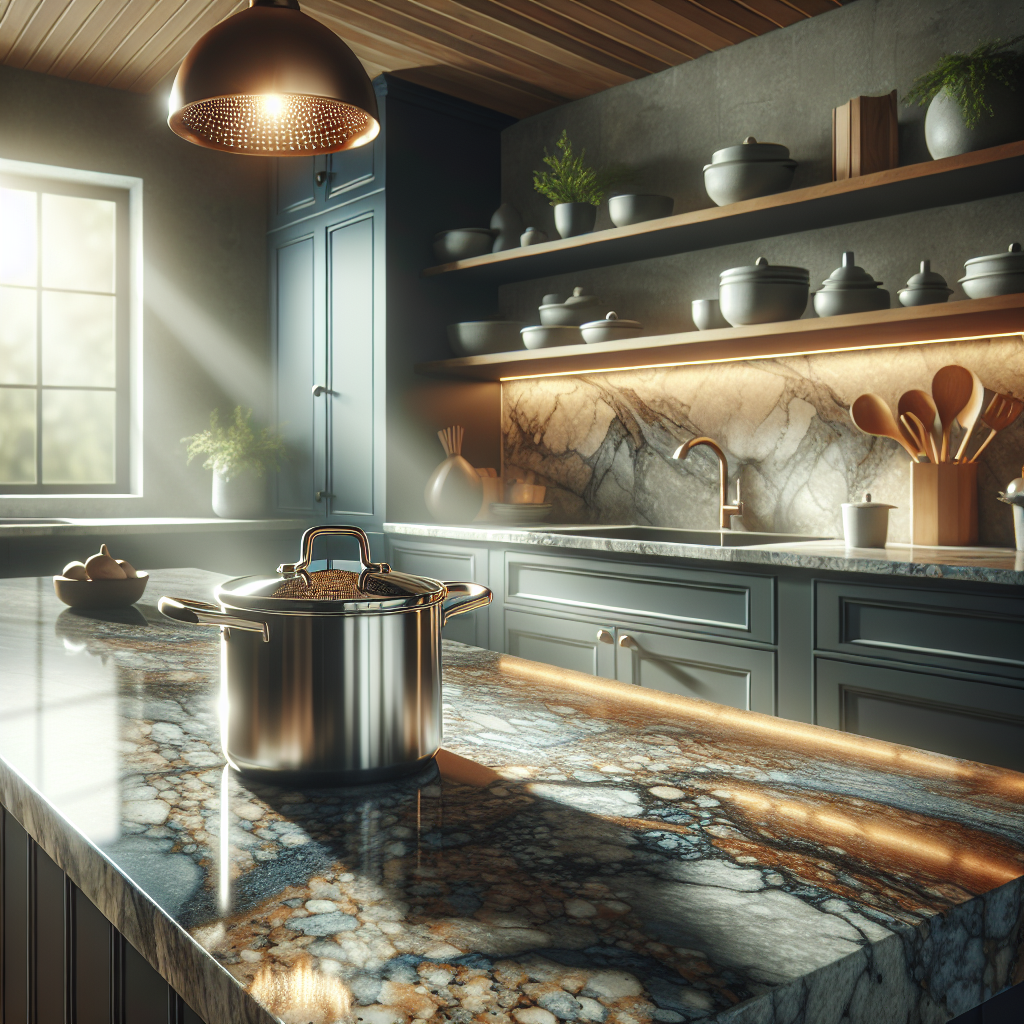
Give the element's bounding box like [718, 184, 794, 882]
[833, 91, 898, 180]
[911, 462, 978, 546]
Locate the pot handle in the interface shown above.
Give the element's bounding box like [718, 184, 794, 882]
[441, 582, 492, 626]
[158, 597, 270, 643]
[277, 524, 390, 578]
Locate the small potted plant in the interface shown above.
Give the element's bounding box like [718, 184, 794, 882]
[182, 406, 286, 519]
[906, 36, 1023, 160]
[533, 130, 625, 239]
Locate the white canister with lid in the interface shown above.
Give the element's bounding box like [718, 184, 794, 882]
[841, 493, 896, 548]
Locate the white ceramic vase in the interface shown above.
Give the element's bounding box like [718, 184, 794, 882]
[212, 468, 267, 519]
[924, 83, 1024, 160]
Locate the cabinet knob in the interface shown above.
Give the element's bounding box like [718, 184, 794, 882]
[312, 384, 329, 397]
[315, 490, 335, 502]
[315, 170, 328, 187]
[618, 634, 639, 650]
[596, 629, 613, 644]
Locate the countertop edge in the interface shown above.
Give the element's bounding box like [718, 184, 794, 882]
[0, 518, 312, 538]
[383, 523, 1024, 585]
[0, 757, 275, 1024]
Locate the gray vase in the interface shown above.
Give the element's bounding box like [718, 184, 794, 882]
[212, 468, 266, 519]
[424, 455, 482, 523]
[490, 202, 523, 252]
[924, 83, 1024, 160]
[554, 203, 597, 239]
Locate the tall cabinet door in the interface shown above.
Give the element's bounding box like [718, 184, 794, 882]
[326, 209, 379, 522]
[270, 220, 325, 516]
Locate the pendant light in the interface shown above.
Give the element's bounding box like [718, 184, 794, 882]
[168, 0, 379, 156]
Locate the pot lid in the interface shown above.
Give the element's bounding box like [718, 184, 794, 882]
[819, 251, 883, 290]
[216, 526, 445, 614]
[842, 492, 896, 510]
[901, 260, 951, 291]
[564, 286, 600, 308]
[720, 257, 809, 282]
[709, 136, 792, 165]
[963, 242, 1022, 271]
[541, 293, 564, 306]
[581, 311, 642, 329]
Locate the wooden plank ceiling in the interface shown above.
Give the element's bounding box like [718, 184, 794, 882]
[0, 0, 846, 118]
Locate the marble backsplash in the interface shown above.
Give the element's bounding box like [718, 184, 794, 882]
[501, 337, 1023, 547]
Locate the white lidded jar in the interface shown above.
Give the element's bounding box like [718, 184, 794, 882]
[841, 492, 896, 548]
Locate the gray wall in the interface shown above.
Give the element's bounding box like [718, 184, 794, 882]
[0, 65, 270, 519]
[497, 0, 1024, 545]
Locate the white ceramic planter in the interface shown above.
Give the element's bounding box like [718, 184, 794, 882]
[212, 468, 267, 519]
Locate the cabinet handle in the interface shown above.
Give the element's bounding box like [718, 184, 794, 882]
[315, 490, 335, 502]
[312, 384, 329, 398]
[315, 170, 329, 187]
[596, 629, 613, 644]
[618, 634, 639, 650]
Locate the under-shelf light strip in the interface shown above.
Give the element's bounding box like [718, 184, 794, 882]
[497, 331, 1022, 382]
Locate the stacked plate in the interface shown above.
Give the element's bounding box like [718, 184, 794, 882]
[490, 503, 552, 524]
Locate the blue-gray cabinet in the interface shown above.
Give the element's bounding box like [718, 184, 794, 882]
[269, 77, 510, 528]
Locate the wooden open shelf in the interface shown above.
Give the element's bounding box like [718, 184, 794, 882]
[415, 294, 1023, 380]
[422, 142, 1024, 285]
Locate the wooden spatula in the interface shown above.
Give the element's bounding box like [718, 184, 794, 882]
[897, 390, 940, 463]
[931, 365, 973, 462]
[967, 393, 1024, 463]
[953, 370, 985, 462]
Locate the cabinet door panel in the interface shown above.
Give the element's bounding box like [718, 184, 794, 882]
[328, 144, 376, 200]
[505, 609, 615, 679]
[815, 657, 1024, 772]
[273, 232, 320, 514]
[327, 213, 375, 518]
[615, 628, 775, 714]
[387, 540, 488, 648]
[274, 156, 316, 220]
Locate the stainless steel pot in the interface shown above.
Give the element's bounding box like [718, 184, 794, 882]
[158, 525, 491, 785]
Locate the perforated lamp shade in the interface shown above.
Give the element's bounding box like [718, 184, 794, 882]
[168, 0, 379, 156]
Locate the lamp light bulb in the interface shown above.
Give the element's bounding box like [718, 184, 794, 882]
[263, 94, 284, 118]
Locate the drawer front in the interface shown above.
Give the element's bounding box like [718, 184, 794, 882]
[505, 609, 615, 679]
[816, 581, 1024, 679]
[815, 657, 1024, 772]
[505, 552, 773, 643]
[615, 627, 775, 715]
[386, 539, 489, 649]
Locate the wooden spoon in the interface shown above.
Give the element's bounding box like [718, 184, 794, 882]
[851, 393, 920, 461]
[897, 390, 941, 463]
[966, 392, 1024, 463]
[931, 364, 974, 462]
[953, 370, 986, 462]
[899, 412, 929, 460]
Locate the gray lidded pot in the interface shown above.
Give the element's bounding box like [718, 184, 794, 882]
[718, 257, 809, 326]
[841, 493, 896, 549]
[813, 251, 890, 317]
[703, 136, 798, 206]
[539, 286, 602, 326]
[959, 242, 1024, 298]
[898, 260, 952, 307]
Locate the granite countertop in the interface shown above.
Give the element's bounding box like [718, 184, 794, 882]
[0, 517, 309, 538]
[384, 522, 1024, 586]
[1, 569, 1021, 1024]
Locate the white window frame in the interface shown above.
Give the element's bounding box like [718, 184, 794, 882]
[0, 158, 142, 500]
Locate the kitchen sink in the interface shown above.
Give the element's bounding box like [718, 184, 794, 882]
[538, 525, 829, 547]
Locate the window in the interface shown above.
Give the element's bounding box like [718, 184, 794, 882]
[0, 173, 130, 493]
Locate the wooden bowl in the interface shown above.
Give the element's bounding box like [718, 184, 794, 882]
[53, 572, 149, 609]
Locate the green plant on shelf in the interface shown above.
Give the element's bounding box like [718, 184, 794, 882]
[906, 35, 1024, 129]
[182, 406, 286, 479]
[532, 129, 629, 206]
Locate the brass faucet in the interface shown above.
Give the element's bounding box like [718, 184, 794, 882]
[672, 436, 743, 529]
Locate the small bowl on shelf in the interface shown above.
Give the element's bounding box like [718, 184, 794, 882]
[447, 321, 527, 357]
[433, 228, 495, 263]
[53, 573, 149, 610]
[608, 194, 674, 227]
[490, 503, 552, 524]
[691, 298, 730, 331]
[521, 325, 583, 349]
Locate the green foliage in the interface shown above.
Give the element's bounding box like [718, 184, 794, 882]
[182, 406, 286, 479]
[532, 130, 628, 207]
[906, 36, 1024, 129]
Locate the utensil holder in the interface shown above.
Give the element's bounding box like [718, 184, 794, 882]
[911, 462, 978, 546]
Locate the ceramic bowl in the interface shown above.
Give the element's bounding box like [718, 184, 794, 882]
[432, 228, 494, 263]
[521, 325, 583, 349]
[53, 572, 149, 610]
[490, 503, 552, 523]
[608, 194, 674, 227]
[703, 160, 797, 206]
[447, 321, 527, 357]
[718, 258, 809, 325]
[580, 313, 643, 344]
[959, 242, 1024, 298]
[538, 287, 602, 327]
[691, 299, 730, 331]
[813, 287, 890, 317]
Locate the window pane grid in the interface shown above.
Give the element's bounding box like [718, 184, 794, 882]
[0, 176, 125, 491]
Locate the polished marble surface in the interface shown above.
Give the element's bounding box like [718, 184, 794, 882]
[385, 522, 1024, 585]
[1, 569, 1022, 1024]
